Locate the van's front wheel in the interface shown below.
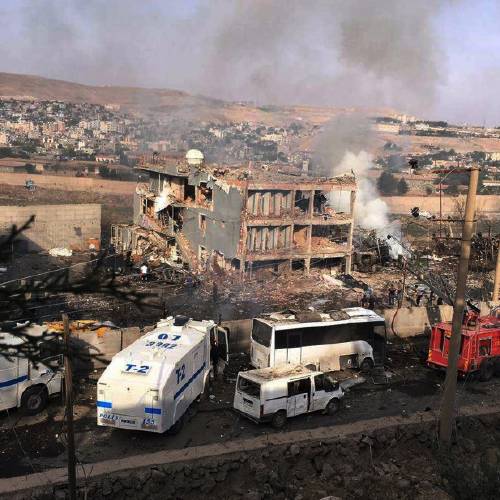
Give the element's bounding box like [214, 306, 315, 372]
[326, 398, 340, 416]
[271, 411, 287, 429]
[21, 386, 48, 415]
[360, 358, 374, 373]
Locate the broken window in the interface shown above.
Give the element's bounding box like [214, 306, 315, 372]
[313, 191, 328, 215]
[184, 181, 195, 203]
[199, 214, 206, 235]
[293, 225, 309, 248]
[197, 182, 213, 206]
[311, 225, 349, 246]
[294, 191, 311, 215]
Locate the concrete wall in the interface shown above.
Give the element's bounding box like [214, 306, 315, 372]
[183, 184, 243, 260]
[223, 319, 253, 353]
[72, 327, 142, 370]
[383, 305, 454, 338]
[383, 194, 500, 216]
[0, 204, 101, 251]
[0, 172, 136, 194]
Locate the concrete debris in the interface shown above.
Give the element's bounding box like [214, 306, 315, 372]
[48, 247, 73, 257]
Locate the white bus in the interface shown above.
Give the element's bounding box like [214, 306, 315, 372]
[250, 307, 386, 372]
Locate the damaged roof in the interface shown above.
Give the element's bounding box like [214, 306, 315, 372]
[138, 155, 356, 191]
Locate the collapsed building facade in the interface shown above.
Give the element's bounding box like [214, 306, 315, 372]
[112, 150, 357, 274]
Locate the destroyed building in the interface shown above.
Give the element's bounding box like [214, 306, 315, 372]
[112, 150, 356, 274]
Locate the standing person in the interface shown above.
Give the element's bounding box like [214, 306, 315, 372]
[388, 284, 396, 306]
[368, 288, 375, 310]
[416, 287, 424, 306]
[210, 338, 220, 380]
[186, 275, 194, 297]
[212, 281, 219, 303]
[396, 285, 403, 307]
[428, 290, 435, 306]
[140, 262, 148, 281]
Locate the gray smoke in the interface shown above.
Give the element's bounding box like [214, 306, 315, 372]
[2, 0, 449, 117]
[313, 114, 405, 257]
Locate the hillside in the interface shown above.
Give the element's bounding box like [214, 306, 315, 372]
[0, 72, 369, 126]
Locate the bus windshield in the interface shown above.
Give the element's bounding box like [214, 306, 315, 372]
[252, 319, 272, 347]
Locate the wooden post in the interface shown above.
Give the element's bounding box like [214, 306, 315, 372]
[63, 314, 77, 500]
[439, 167, 479, 444]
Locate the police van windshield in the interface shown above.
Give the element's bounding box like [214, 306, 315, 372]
[238, 377, 260, 398]
[252, 319, 272, 347]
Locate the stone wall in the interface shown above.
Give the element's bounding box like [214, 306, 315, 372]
[0, 204, 101, 251]
[13, 410, 500, 500]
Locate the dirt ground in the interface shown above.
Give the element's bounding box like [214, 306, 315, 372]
[1, 337, 500, 480]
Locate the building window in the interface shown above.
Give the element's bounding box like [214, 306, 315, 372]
[199, 214, 206, 235]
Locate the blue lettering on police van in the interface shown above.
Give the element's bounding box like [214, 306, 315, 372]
[145, 341, 177, 349]
[175, 364, 186, 384]
[157, 333, 181, 341]
[99, 412, 118, 421]
[123, 363, 151, 374]
[142, 417, 155, 426]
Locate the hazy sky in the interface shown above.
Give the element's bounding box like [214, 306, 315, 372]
[0, 0, 499, 125]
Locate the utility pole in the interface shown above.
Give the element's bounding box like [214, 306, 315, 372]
[63, 314, 77, 500]
[493, 246, 500, 302]
[439, 166, 479, 444]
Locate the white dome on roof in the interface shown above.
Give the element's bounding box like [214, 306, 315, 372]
[185, 149, 204, 165]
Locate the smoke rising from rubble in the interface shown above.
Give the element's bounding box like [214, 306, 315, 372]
[314, 114, 404, 258]
[4, 0, 450, 117]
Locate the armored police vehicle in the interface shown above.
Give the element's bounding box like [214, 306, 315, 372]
[97, 316, 228, 433]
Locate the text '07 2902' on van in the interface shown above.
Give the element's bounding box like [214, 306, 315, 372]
[250, 307, 386, 371]
[234, 365, 344, 428]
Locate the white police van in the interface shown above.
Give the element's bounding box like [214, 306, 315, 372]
[0, 325, 63, 415]
[97, 316, 228, 433]
[234, 364, 344, 428]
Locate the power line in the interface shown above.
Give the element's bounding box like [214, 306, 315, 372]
[0, 254, 119, 288]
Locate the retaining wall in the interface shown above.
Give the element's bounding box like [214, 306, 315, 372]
[3, 402, 500, 499]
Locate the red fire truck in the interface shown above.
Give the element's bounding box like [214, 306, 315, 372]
[427, 308, 500, 381]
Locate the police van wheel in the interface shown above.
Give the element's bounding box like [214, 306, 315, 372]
[360, 358, 374, 373]
[21, 386, 48, 415]
[271, 411, 287, 429]
[479, 360, 494, 382]
[326, 398, 340, 416]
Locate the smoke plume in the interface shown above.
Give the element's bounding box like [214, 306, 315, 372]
[313, 114, 404, 257]
[1, 0, 450, 118]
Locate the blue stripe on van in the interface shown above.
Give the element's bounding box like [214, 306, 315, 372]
[96, 400, 112, 408]
[144, 407, 161, 415]
[174, 362, 206, 400]
[0, 375, 28, 388]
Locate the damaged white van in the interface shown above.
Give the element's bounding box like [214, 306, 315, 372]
[234, 365, 344, 428]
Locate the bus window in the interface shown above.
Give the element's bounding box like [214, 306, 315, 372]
[275, 329, 304, 349]
[287, 332, 302, 349]
[251, 320, 272, 347]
